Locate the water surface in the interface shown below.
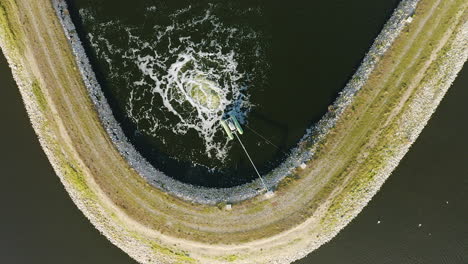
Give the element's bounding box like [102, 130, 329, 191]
[1, 52, 466, 264]
[66, 0, 400, 187]
[1, 2, 467, 261]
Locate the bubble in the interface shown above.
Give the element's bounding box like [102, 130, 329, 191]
[80, 4, 268, 167]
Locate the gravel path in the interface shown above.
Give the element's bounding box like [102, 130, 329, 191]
[52, 0, 420, 205]
[0, 0, 465, 263]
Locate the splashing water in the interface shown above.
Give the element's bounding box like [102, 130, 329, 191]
[80, 4, 268, 166]
[130, 39, 250, 160]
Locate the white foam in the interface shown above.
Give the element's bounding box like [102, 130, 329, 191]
[53, 0, 424, 205]
[81, 6, 258, 163]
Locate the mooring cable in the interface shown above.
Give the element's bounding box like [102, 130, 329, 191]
[234, 132, 269, 191]
[244, 124, 281, 150]
[244, 124, 291, 158]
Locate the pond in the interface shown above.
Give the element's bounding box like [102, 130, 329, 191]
[1, 51, 466, 264]
[65, 0, 400, 187]
[1, 0, 466, 262]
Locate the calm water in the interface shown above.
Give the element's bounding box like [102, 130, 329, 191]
[65, 0, 400, 187]
[1, 1, 466, 263]
[1, 52, 466, 264]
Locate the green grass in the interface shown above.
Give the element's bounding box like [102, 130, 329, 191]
[318, 0, 465, 227]
[217, 255, 240, 262]
[31, 80, 48, 112]
[1, 0, 465, 262]
[0, 0, 24, 54]
[147, 240, 197, 263]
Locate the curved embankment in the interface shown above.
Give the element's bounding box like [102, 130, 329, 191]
[52, 0, 418, 205]
[0, 0, 466, 263]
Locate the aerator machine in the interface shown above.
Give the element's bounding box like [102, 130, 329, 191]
[220, 114, 243, 140]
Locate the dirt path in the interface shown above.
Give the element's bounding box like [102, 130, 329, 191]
[0, 0, 466, 263]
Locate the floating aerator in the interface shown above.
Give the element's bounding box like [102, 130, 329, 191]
[220, 115, 243, 140]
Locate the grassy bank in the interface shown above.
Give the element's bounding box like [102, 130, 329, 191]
[0, 0, 466, 263]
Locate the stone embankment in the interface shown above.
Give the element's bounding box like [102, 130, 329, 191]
[53, 0, 420, 205]
[1, 0, 466, 263]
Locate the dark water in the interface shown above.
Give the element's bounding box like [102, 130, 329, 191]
[1, 52, 466, 263]
[65, 0, 400, 187]
[2, 0, 467, 262]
